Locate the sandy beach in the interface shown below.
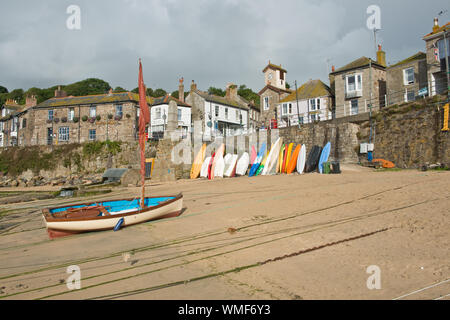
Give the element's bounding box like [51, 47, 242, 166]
[0, 165, 449, 300]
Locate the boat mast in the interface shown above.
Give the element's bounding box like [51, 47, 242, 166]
[138, 59, 150, 209]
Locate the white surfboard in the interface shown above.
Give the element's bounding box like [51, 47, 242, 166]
[235, 152, 250, 176]
[262, 137, 283, 175]
[200, 156, 211, 178]
[224, 154, 238, 177]
[214, 155, 225, 178]
[296, 144, 306, 174]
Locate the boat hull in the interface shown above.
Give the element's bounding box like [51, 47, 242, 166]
[43, 194, 183, 236]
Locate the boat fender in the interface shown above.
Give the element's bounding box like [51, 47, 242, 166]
[114, 218, 125, 231]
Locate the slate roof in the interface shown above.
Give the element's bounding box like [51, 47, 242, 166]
[194, 90, 249, 111]
[258, 84, 292, 96]
[280, 80, 332, 103]
[263, 63, 287, 74]
[330, 57, 386, 75]
[34, 92, 153, 109]
[388, 52, 426, 68]
[152, 94, 191, 107]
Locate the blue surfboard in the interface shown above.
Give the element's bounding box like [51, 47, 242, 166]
[248, 142, 266, 177]
[318, 142, 331, 174]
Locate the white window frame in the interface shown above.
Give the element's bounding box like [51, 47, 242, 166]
[155, 107, 161, 119]
[403, 68, 415, 85]
[309, 99, 316, 111]
[264, 97, 269, 111]
[215, 105, 219, 117]
[405, 89, 415, 102]
[58, 127, 70, 141]
[346, 73, 363, 94]
[115, 104, 123, 117]
[225, 108, 229, 119]
[48, 109, 54, 120]
[177, 108, 182, 121]
[282, 103, 288, 115]
[89, 106, 96, 118]
[68, 108, 75, 121]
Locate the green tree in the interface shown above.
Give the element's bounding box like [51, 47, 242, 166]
[208, 87, 225, 97]
[0, 86, 8, 94]
[113, 86, 127, 93]
[237, 85, 260, 106]
[171, 90, 179, 99]
[152, 88, 167, 97]
[64, 78, 111, 96]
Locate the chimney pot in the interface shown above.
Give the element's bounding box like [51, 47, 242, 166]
[331, 65, 335, 72]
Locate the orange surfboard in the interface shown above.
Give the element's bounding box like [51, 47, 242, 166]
[286, 145, 301, 174]
[190, 144, 206, 179]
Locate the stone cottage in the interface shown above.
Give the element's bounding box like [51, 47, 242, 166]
[329, 45, 387, 118]
[276, 79, 333, 127]
[185, 81, 250, 140]
[386, 52, 428, 105]
[30, 89, 152, 146]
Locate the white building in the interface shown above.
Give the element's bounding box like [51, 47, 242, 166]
[185, 82, 250, 140]
[276, 79, 333, 127]
[149, 94, 191, 139]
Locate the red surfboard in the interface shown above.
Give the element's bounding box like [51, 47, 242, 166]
[281, 146, 288, 173]
[208, 152, 215, 180]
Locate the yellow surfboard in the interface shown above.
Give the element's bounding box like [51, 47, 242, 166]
[190, 144, 206, 179]
[277, 144, 285, 173]
[284, 143, 294, 173]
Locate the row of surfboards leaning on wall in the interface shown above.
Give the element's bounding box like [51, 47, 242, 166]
[190, 137, 340, 180]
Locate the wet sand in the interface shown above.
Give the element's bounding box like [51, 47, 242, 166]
[0, 165, 449, 300]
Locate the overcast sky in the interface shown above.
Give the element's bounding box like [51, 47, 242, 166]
[0, 0, 449, 93]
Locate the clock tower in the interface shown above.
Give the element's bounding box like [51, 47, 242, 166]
[263, 61, 287, 90]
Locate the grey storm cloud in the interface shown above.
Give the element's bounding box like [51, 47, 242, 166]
[0, 0, 449, 93]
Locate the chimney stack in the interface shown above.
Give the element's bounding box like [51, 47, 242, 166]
[190, 80, 197, 92]
[433, 17, 440, 33]
[54, 85, 67, 98]
[225, 83, 238, 101]
[377, 44, 386, 67]
[25, 95, 37, 107]
[179, 77, 185, 102]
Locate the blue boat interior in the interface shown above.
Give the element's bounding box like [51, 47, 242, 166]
[50, 197, 175, 214]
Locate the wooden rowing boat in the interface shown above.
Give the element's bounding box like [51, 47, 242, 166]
[43, 195, 183, 239]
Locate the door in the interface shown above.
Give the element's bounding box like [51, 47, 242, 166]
[47, 127, 53, 145]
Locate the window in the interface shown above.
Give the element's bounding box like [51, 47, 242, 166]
[89, 129, 96, 141]
[406, 89, 415, 102]
[89, 106, 96, 118]
[48, 110, 54, 120]
[155, 107, 161, 119]
[225, 108, 228, 119]
[215, 106, 219, 117]
[264, 97, 269, 111]
[403, 68, 415, 85]
[115, 104, 123, 117]
[178, 108, 182, 121]
[346, 74, 362, 93]
[282, 103, 288, 115]
[317, 99, 320, 110]
[351, 100, 359, 115]
[236, 110, 239, 119]
[288, 103, 292, 114]
[22, 118, 27, 128]
[58, 127, 69, 141]
[310, 114, 316, 122]
[299, 117, 304, 125]
[68, 108, 75, 121]
[309, 99, 316, 111]
[12, 118, 18, 132]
